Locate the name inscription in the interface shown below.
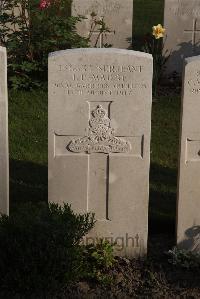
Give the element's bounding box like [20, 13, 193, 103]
[53, 64, 147, 97]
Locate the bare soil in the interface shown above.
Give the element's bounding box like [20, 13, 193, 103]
[58, 234, 200, 299]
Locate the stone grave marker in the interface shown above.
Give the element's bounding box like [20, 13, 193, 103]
[177, 55, 200, 253]
[48, 48, 152, 257]
[0, 46, 9, 215]
[0, 3, 22, 31]
[164, 0, 200, 75]
[72, 0, 133, 49]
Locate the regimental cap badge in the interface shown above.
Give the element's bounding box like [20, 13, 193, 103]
[68, 104, 131, 154]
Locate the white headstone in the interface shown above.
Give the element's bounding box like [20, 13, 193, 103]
[0, 46, 9, 215]
[48, 48, 152, 257]
[72, 0, 133, 49]
[177, 55, 200, 253]
[164, 0, 200, 74]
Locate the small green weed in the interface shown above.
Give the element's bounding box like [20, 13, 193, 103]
[81, 239, 116, 286]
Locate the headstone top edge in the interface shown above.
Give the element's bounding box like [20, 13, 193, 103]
[48, 48, 153, 60]
[185, 55, 200, 65]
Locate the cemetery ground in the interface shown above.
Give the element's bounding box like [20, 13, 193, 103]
[6, 87, 200, 298]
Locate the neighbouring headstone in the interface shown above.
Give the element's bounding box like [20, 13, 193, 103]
[72, 0, 133, 49]
[177, 55, 200, 253]
[48, 48, 152, 257]
[0, 4, 24, 32]
[164, 0, 200, 75]
[0, 46, 9, 215]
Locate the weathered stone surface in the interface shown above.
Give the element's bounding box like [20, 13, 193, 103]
[164, 0, 200, 74]
[0, 47, 9, 215]
[177, 55, 200, 253]
[72, 0, 133, 49]
[48, 48, 152, 257]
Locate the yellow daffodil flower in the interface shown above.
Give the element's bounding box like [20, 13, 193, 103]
[152, 24, 166, 39]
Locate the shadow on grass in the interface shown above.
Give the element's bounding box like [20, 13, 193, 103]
[149, 162, 177, 235]
[10, 159, 48, 210]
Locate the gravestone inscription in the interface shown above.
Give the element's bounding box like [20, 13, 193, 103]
[177, 55, 200, 253]
[72, 0, 133, 49]
[0, 47, 9, 215]
[48, 49, 152, 257]
[164, 0, 200, 74]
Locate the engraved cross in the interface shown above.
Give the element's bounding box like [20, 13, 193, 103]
[184, 19, 200, 53]
[66, 101, 133, 221]
[90, 16, 115, 48]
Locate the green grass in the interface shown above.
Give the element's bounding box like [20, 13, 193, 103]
[9, 90, 47, 164]
[133, 0, 164, 50]
[150, 96, 181, 233]
[133, 0, 178, 233]
[9, 90, 48, 207]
